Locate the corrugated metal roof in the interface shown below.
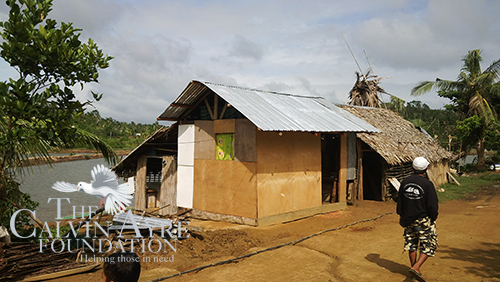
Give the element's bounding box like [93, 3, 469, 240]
[158, 81, 380, 133]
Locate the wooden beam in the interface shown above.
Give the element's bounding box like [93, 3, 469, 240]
[258, 202, 347, 226]
[170, 103, 192, 108]
[338, 133, 347, 202]
[21, 264, 101, 281]
[160, 156, 178, 216]
[219, 103, 228, 119]
[389, 177, 401, 191]
[357, 139, 364, 200]
[135, 155, 147, 211]
[189, 209, 257, 226]
[447, 171, 461, 186]
[204, 98, 215, 120]
[144, 142, 175, 146]
[214, 95, 219, 120]
[155, 148, 177, 153]
[157, 117, 179, 121]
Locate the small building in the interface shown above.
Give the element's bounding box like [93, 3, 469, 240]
[114, 81, 379, 225]
[339, 105, 453, 200]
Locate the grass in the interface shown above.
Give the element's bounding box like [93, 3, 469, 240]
[438, 172, 500, 202]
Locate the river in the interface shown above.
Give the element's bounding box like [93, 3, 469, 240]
[18, 158, 133, 222]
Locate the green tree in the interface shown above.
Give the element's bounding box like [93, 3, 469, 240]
[411, 49, 500, 169]
[386, 96, 406, 116]
[0, 0, 116, 229]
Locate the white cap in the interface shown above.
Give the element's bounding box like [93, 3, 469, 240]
[413, 157, 429, 171]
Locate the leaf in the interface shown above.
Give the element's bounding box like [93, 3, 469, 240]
[39, 24, 47, 37]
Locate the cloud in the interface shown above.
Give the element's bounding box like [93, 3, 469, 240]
[229, 35, 265, 61]
[0, 0, 499, 123]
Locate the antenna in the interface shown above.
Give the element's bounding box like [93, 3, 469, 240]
[341, 33, 371, 87]
[364, 50, 372, 70]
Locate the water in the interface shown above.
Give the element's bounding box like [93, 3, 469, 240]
[17, 158, 133, 222]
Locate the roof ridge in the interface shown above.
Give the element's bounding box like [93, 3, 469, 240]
[202, 81, 324, 99]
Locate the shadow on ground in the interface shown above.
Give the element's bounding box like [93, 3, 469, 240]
[365, 253, 414, 281]
[439, 242, 500, 278]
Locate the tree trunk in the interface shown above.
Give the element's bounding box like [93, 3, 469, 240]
[476, 136, 486, 170]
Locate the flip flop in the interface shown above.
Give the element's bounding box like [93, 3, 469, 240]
[409, 269, 426, 282]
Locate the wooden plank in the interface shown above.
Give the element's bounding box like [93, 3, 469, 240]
[160, 156, 178, 216]
[204, 98, 215, 120]
[21, 264, 101, 281]
[347, 182, 356, 205]
[357, 139, 364, 200]
[346, 133, 357, 180]
[447, 171, 461, 186]
[256, 131, 322, 218]
[380, 159, 387, 200]
[214, 94, 219, 119]
[219, 103, 228, 119]
[193, 159, 257, 218]
[338, 133, 347, 203]
[258, 202, 347, 226]
[214, 119, 235, 133]
[135, 155, 147, 211]
[389, 177, 401, 191]
[170, 103, 192, 108]
[194, 120, 215, 160]
[235, 119, 257, 162]
[189, 209, 257, 226]
[426, 168, 440, 189]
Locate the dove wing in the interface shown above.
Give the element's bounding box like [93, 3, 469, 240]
[52, 181, 78, 193]
[101, 185, 133, 214]
[91, 164, 118, 190]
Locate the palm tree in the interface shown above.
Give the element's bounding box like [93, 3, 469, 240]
[411, 49, 500, 169]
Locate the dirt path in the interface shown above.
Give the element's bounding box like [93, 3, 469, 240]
[50, 183, 500, 282]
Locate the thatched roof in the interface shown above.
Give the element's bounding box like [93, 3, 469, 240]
[339, 105, 453, 166]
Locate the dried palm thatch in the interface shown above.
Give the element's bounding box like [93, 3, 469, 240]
[348, 70, 389, 108]
[339, 105, 453, 166]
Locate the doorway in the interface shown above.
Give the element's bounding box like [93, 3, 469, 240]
[362, 151, 383, 200]
[321, 133, 340, 203]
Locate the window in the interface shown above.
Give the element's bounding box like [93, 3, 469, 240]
[216, 133, 235, 160]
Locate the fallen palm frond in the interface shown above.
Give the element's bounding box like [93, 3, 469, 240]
[348, 69, 389, 108]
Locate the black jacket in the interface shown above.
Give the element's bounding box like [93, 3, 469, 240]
[396, 173, 439, 227]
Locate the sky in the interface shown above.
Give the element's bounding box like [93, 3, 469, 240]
[0, 0, 499, 124]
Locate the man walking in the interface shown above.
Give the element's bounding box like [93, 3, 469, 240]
[397, 157, 438, 282]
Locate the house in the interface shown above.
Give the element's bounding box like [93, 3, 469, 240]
[339, 105, 453, 201]
[113, 80, 379, 225]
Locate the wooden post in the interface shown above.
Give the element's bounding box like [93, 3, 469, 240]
[357, 139, 364, 200]
[214, 95, 219, 119]
[338, 133, 347, 202]
[160, 156, 178, 216]
[135, 155, 147, 211]
[203, 98, 215, 120]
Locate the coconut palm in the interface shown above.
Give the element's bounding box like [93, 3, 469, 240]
[411, 49, 500, 169]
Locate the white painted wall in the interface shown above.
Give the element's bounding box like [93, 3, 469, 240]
[177, 124, 195, 208]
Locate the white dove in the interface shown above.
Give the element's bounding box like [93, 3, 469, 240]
[52, 164, 133, 215]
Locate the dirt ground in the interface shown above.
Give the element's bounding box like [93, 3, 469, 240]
[49, 180, 500, 282]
